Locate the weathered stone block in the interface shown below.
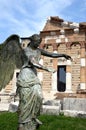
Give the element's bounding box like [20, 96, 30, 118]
[63, 110, 86, 118]
[42, 105, 60, 115]
[63, 98, 86, 112]
[9, 101, 19, 112]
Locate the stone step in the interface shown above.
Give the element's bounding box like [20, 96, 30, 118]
[0, 103, 9, 111]
[42, 105, 60, 115]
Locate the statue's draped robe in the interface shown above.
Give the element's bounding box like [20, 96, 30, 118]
[17, 47, 43, 130]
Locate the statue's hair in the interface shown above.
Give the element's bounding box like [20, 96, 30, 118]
[29, 34, 42, 42]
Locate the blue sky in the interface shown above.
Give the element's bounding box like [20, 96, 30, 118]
[0, 0, 86, 43]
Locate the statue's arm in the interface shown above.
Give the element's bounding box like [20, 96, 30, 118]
[29, 55, 55, 72]
[39, 48, 71, 60]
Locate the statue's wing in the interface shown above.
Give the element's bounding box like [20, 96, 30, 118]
[0, 34, 25, 90]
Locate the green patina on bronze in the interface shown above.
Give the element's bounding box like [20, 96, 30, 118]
[0, 34, 25, 90]
[0, 34, 71, 130]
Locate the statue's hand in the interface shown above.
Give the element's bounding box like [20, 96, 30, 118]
[47, 68, 56, 73]
[63, 54, 72, 61]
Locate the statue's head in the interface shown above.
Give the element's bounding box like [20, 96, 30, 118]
[28, 34, 42, 48]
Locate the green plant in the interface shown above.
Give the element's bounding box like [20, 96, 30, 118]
[0, 112, 18, 130]
[0, 112, 86, 130]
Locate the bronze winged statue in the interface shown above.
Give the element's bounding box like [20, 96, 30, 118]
[0, 34, 27, 91]
[0, 34, 72, 130]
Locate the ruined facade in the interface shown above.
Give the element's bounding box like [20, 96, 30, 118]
[0, 16, 86, 102]
[39, 16, 86, 98]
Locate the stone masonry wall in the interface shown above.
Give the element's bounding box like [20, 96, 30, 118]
[42, 45, 53, 91]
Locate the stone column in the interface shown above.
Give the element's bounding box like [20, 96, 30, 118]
[66, 42, 72, 92]
[66, 65, 72, 92]
[52, 43, 58, 91]
[80, 42, 86, 89]
[52, 43, 58, 70]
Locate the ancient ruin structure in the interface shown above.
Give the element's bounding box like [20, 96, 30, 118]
[0, 16, 86, 103]
[39, 16, 86, 98]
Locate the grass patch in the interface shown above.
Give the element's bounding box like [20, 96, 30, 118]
[0, 112, 86, 130]
[0, 112, 18, 130]
[38, 114, 86, 130]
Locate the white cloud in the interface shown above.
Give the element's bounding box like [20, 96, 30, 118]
[0, 0, 85, 43]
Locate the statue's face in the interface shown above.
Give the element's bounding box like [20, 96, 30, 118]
[33, 39, 41, 48]
[31, 34, 42, 48]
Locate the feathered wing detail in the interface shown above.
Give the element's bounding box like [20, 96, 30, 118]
[0, 34, 26, 90]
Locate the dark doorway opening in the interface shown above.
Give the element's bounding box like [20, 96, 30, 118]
[57, 65, 66, 92]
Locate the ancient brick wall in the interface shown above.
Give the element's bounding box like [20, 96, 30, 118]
[42, 45, 53, 91]
[71, 44, 81, 92]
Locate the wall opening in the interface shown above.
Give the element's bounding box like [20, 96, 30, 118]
[57, 65, 66, 92]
